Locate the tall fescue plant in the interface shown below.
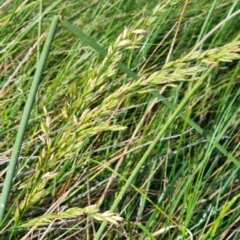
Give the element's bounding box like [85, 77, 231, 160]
[0, 0, 239, 239]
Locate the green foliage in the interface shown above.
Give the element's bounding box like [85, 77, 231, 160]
[0, 0, 239, 239]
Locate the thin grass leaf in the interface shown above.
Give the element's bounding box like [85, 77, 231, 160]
[0, 15, 59, 222]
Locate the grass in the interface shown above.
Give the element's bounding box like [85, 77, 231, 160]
[0, 0, 240, 239]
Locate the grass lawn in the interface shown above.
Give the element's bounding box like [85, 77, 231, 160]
[0, 0, 239, 239]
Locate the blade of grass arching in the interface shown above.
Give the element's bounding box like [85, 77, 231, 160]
[36, 0, 43, 116]
[0, 15, 59, 223]
[37, 0, 43, 62]
[60, 18, 239, 168]
[93, 66, 215, 240]
[60, 18, 139, 81]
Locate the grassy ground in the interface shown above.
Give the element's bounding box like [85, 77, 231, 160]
[0, 0, 239, 239]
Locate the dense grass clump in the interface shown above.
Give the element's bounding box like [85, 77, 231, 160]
[0, 0, 239, 239]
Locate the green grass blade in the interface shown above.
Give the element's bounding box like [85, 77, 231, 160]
[0, 15, 59, 223]
[60, 18, 139, 81]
